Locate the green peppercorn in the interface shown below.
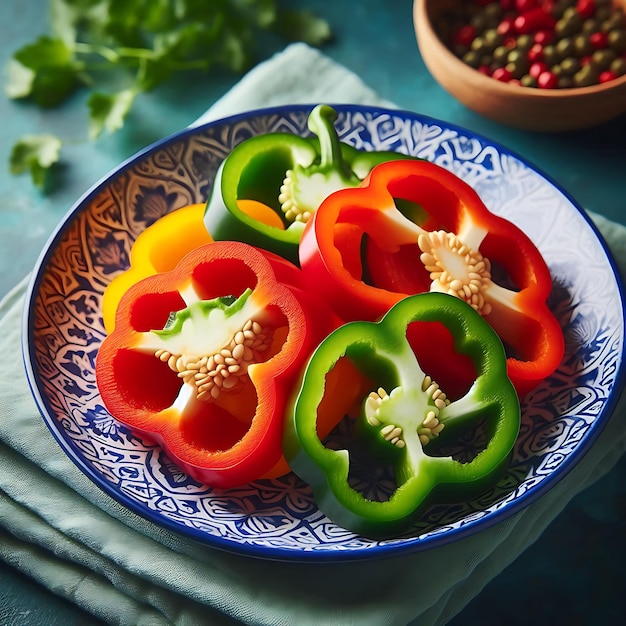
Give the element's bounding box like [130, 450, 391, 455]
[471, 36, 488, 54]
[582, 18, 600, 35]
[483, 28, 503, 51]
[556, 37, 575, 59]
[506, 60, 528, 79]
[482, 11, 501, 29]
[574, 64, 599, 87]
[543, 44, 560, 66]
[560, 56, 581, 77]
[516, 34, 534, 51]
[558, 76, 575, 88]
[551, 64, 565, 78]
[550, 0, 570, 19]
[521, 74, 537, 88]
[484, 3, 502, 23]
[470, 13, 488, 32]
[463, 50, 483, 68]
[592, 48, 617, 70]
[611, 57, 626, 76]
[493, 45, 510, 65]
[573, 34, 593, 56]
[596, 5, 613, 23]
[600, 19, 611, 33]
[556, 12, 584, 39]
[507, 48, 527, 64]
[562, 6, 578, 20]
[608, 29, 626, 54]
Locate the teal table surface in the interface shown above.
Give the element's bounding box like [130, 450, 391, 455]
[1, 1, 625, 624]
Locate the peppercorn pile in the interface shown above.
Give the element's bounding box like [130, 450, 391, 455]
[444, 0, 626, 88]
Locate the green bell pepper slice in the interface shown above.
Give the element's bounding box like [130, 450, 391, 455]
[203, 104, 415, 264]
[285, 292, 521, 536]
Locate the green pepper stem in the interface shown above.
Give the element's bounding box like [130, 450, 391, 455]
[307, 105, 350, 175]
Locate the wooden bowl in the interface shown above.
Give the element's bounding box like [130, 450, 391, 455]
[413, 0, 626, 132]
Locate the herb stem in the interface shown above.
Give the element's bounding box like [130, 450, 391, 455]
[74, 42, 155, 64]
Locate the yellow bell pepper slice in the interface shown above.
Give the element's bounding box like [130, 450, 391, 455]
[102, 204, 213, 333]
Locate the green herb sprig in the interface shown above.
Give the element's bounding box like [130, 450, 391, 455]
[6, 0, 332, 190]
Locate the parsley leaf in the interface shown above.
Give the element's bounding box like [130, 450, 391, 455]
[10, 36, 83, 107]
[10, 134, 63, 190]
[5, 60, 36, 100]
[88, 88, 136, 139]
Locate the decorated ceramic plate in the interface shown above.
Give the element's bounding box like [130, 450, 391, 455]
[22, 104, 625, 561]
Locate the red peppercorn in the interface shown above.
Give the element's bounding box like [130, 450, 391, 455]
[514, 8, 556, 34]
[492, 66, 515, 81]
[527, 42, 545, 62]
[589, 31, 608, 50]
[515, 0, 539, 12]
[576, 0, 596, 21]
[534, 30, 555, 45]
[537, 70, 559, 88]
[599, 70, 617, 83]
[529, 61, 549, 78]
[454, 24, 477, 47]
[500, 0, 515, 10]
[498, 16, 517, 37]
[478, 65, 492, 75]
[580, 55, 592, 65]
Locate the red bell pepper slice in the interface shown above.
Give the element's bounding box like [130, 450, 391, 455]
[96, 240, 342, 488]
[299, 159, 564, 396]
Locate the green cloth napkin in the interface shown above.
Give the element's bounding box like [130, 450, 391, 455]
[1, 43, 625, 626]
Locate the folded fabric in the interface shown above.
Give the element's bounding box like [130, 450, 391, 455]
[1, 43, 625, 626]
